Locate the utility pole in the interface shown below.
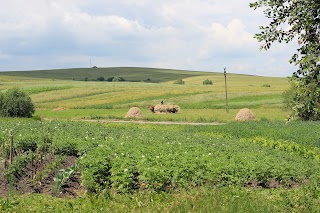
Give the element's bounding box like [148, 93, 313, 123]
[224, 67, 229, 113]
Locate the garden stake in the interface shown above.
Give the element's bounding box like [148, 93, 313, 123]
[9, 129, 13, 164]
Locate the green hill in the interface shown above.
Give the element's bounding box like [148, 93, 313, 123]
[0, 67, 216, 83]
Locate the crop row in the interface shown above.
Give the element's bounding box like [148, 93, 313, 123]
[1, 119, 320, 194]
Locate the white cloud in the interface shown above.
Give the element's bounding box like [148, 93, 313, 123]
[0, 0, 298, 76]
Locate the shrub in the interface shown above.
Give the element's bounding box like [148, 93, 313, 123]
[144, 78, 152, 83]
[106, 77, 114, 82]
[0, 88, 35, 117]
[112, 77, 126, 82]
[97, 76, 105, 81]
[203, 79, 213, 85]
[174, 79, 185, 85]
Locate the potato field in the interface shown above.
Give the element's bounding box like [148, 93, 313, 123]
[0, 68, 320, 212]
[1, 119, 320, 212]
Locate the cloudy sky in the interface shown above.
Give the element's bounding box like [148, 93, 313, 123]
[0, 0, 299, 76]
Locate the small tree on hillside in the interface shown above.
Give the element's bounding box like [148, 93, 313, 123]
[97, 76, 105, 81]
[0, 88, 35, 117]
[173, 79, 185, 85]
[112, 77, 126, 82]
[107, 77, 114, 82]
[203, 79, 213, 85]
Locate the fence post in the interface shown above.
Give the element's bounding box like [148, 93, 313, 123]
[9, 129, 13, 164]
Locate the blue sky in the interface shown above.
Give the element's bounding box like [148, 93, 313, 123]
[0, 0, 299, 76]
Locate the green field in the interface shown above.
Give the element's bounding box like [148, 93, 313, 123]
[0, 67, 212, 82]
[0, 67, 290, 122]
[2, 67, 319, 212]
[1, 119, 320, 212]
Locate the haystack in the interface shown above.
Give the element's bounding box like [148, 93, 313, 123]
[125, 107, 143, 118]
[154, 104, 180, 114]
[235, 108, 255, 121]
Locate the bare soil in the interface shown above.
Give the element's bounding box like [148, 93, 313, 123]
[0, 155, 83, 197]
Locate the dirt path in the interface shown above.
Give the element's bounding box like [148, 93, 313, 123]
[75, 119, 225, 126]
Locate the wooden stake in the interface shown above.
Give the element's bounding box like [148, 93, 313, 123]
[9, 129, 13, 164]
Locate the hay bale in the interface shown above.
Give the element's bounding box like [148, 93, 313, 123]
[125, 107, 143, 118]
[154, 104, 180, 114]
[235, 108, 255, 121]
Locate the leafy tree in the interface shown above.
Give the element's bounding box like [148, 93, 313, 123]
[203, 79, 213, 85]
[250, 0, 320, 120]
[112, 77, 126, 82]
[0, 88, 35, 117]
[173, 79, 185, 85]
[106, 77, 114, 82]
[97, 76, 105, 81]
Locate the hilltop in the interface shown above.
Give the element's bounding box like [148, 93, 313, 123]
[0, 67, 219, 83]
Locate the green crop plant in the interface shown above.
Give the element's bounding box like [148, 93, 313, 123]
[4, 151, 34, 186]
[1, 118, 320, 211]
[53, 164, 77, 194]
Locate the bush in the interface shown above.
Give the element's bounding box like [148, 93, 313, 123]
[0, 88, 35, 117]
[283, 81, 320, 121]
[203, 79, 213, 85]
[174, 79, 185, 85]
[97, 76, 105, 81]
[144, 78, 152, 83]
[106, 77, 114, 82]
[112, 77, 126, 82]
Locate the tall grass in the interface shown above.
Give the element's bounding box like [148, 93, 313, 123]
[1, 185, 320, 212]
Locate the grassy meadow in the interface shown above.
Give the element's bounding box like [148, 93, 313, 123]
[0, 67, 290, 122]
[3, 67, 320, 212]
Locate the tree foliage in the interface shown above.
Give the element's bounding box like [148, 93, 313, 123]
[0, 88, 35, 117]
[250, 0, 320, 120]
[173, 79, 185, 85]
[97, 76, 105, 81]
[112, 77, 126, 82]
[203, 79, 213, 85]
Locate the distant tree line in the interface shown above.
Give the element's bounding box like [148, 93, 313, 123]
[96, 76, 126, 82]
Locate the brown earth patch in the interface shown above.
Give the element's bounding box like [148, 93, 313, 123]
[246, 178, 305, 189]
[0, 155, 83, 197]
[52, 107, 68, 111]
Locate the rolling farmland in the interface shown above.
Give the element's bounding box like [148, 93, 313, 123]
[1, 67, 319, 212]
